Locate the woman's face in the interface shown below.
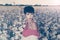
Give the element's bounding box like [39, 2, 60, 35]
[26, 13, 33, 19]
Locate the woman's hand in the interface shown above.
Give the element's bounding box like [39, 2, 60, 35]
[27, 19, 37, 30]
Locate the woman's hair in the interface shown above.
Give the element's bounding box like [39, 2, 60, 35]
[24, 6, 34, 14]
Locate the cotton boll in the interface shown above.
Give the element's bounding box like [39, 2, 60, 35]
[14, 35, 19, 40]
[12, 27, 17, 32]
[22, 25, 26, 28]
[0, 34, 7, 40]
[57, 34, 60, 39]
[0, 31, 2, 34]
[11, 37, 15, 40]
[15, 31, 20, 36]
[18, 26, 23, 32]
[2, 23, 7, 29]
[42, 37, 48, 40]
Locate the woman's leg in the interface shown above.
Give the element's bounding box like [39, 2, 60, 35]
[21, 35, 38, 40]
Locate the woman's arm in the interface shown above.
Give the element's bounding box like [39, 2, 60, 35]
[27, 19, 37, 30]
[31, 22, 37, 30]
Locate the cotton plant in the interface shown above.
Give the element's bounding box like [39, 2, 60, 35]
[11, 26, 22, 40]
[2, 22, 7, 29]
[11, 37, 15, 40]
[0, 6, 60, 40]
[45, 14, 58, 40]
[0, 32, 8, 40]
[0, 30, 2, 34]
[36, 11, 58, 40]
[18, 26, 24, 32]
[42, 37, 48, 40]
[14, 30, 21, 40]
[57, 34, 60, 40]
[0, 17, 3, 26]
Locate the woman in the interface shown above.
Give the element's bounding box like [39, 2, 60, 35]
[21, 6, 40, 40]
